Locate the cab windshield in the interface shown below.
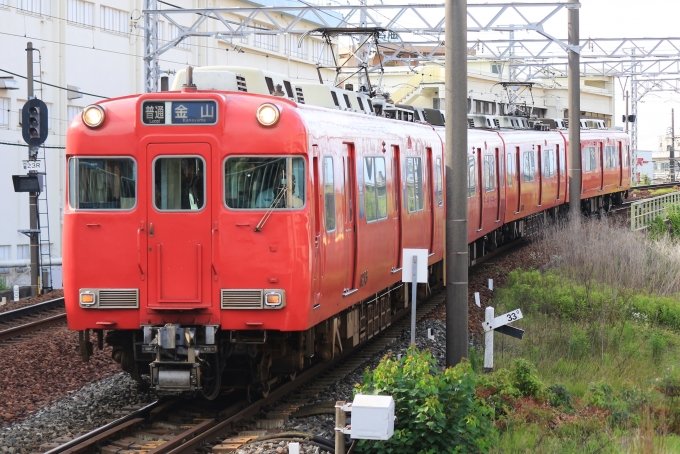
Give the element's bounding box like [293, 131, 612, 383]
[224, 157, 305, 209]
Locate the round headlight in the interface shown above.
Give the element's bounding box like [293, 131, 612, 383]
[256, 103, 280, 127]
[82, 105, 105, 128]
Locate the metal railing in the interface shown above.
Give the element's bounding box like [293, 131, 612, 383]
[631, 192, 680, 230]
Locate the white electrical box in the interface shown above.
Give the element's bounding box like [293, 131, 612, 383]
[350, 394, 395, 440]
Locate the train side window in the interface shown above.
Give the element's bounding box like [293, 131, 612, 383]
[68, 157, 137, 210]
[467, 156, 476, 198]
[483, 155, 495, 192]
[506, 153, 513, 186]
[224, 157, 305, 209]
[406, 157, 424, 212]
[331, 91, 340, 107]
[154, 157, 205, 211]
[583, 146, 596, 172]
[543, 149, 555, 178]
[523, 151, 535, 182]
[435, 157, 443, 206]
[357, 97, 365, 111]
[363, 157, 387, 222]
[343, 94, 352, 109]
[323, 157, 336, 232]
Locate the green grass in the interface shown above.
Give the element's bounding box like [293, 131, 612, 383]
[649, 187, 678, 196]
[482, 268, 680, 452]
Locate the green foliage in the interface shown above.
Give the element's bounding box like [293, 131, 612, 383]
[0, 276, 7, 291]
[354, 348, 495, 454]
[511, 359, 547, 401]
[568, 326, 591, 359]
[468, 345, 483, 374]
[649, 216, 669, 240]
[668, 205, 680, 237]
[650, 330, 669, 363]
[548, 384, 573, 410]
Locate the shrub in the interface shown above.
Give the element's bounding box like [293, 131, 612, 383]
[511, 359, 547, 401]
[548, 384, 573, 409]
[586, 382, 615, 409]
[649, 331, 668, 363]
[354, 348, 495, 454]
[649, 216, 668, 240]
[568, 326, 591, 359]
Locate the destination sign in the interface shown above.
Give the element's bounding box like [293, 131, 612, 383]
[141, 100, 218, 126]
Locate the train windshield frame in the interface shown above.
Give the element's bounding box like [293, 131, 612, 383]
[224, 156, 306, 210]
[68, 157, 137, 210]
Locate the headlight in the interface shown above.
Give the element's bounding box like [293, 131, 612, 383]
[80, 291, 96, 307]
[82, 105, 105, 128]
[256, 103, 280, 127]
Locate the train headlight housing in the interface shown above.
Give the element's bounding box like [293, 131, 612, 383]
[80, 291, 96, 307]
[82, 105, 105, 128]
[264, 291, 283, 307]
[256, 103, 280, 127]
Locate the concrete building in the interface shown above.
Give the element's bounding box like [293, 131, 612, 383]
[0, 0, 338, 289]
[653, 135, 680, 183]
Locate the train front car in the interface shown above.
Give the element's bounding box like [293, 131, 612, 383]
[64, 86, 311, 398]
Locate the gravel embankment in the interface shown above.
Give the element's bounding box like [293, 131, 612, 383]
[0, 373, 151, 453]
[0, 290, 64, 314]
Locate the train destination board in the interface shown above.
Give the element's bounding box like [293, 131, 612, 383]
[141, 100, 218, 125]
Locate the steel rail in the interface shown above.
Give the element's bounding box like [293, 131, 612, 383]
[0, 297, 65, 323]
[0, 297, 67, 342]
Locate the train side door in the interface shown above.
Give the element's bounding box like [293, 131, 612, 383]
[311, 147, 322, 305]
[427, 147, 435, 253]
[515, 147, 522, 214]
[495, 147, 501, 222]
[618, 142, 623, 187]
[537, 145, 543, 207]
[477, 148, 483, 231]
[343, 143, 358, 293]
[599, 142, 605, 191]
[556, 144, 561, 200]
[146, 143, 212, 309]
[392, 145, 402, 272]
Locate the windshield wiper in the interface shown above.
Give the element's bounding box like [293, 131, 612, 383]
[254, 186, 287, 232]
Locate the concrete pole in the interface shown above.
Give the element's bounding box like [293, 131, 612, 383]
[27, 41, 39, 297]
[483, 306, 494, 372]
[672, 109, 676, 182]
[567, 0, 581, 223]
[445, 0, 469, 367]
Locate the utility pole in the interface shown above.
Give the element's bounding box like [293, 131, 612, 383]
[445, 0, 468, 367]
[625, 91, 629, 134]
[567, 0, 581, 223]
[671, 109, 676, 182]
[26, 42, 39, 297]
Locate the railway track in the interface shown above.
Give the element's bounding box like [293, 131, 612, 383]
[44, 291, 446, 454]
[630, 182, 680, 192]
[0, 297, 67, 344]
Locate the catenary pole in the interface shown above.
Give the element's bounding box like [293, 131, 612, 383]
[27, 41, 39, 297]
[672, 109, 676, 183]
[568, 0, 581, 223]
[445, 0, 468, 367]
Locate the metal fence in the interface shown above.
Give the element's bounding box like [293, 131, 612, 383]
[630, 191, 680, 230]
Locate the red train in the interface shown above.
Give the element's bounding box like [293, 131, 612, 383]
[64, 66, 630, 398]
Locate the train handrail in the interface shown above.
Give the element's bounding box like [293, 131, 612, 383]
[630, 191, 680, 231]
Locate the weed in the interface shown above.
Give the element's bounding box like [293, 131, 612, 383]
[548, 384, 573, 410]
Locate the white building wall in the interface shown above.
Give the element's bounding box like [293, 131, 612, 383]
[0, 0, 338, 288]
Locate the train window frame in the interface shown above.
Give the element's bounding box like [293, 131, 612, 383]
[522, 151, 535, 182]
[152, 155, 207, 212]
[483, 154, 496, 192]
[543, 149, 555, 178]
[467, 156, 476, 198]
[68, 156, 138, 211]
[363, 156, 388, 222]
[406, 156, 424, 213]
[223, 155, 307, 211]
[583, 146, 596, 172]
[506, 153, 513, 187]
[323, 156, 336, 232]
[435, 156, 443, 206]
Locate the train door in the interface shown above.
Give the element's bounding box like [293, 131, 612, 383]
[495, 147, 501, 222]
[618, 142, 623, 187]
[392, 145, 402, 272]
[427, 147, 435, 253]
[343, 143, 358, 293]
[477, 148, 483, 231]
[556, 144, 561, 200]
[312, 148, 322, 304]
[599, 142, 605, 191]
[537, 145, 543, 207]
[515, 147, 522, 214]
[146, 143, 212, 309]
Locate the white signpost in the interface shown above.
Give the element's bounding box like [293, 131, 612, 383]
[402, 248, 428, 345]
[22, 160, 44, 173]
[482, 307, 524, 371]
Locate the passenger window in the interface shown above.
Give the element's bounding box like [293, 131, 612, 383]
[406, 157, 424, 212]
[435, 157, 443, 206]
[363, 157, 387, 222]
[523, 151, 535, 182]
[224, 156, 305, 209]
[483, 155, 495, 192]
[583, 146, 596, 172]
[68, 157, 136, 210]
[506, 153, 513, 186]
[467, 156, 476, 198]
[323, 157, 336, 232]
[543, 149, 555, 178]
[154, 157, 205, 211]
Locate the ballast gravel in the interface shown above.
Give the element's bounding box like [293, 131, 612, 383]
[0, 373, 151, 453]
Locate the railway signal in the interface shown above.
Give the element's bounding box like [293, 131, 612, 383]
[22, 98, 49, 148]
[483, 306, 525, 372]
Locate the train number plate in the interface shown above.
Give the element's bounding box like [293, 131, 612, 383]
[142, 100, 218, 126]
